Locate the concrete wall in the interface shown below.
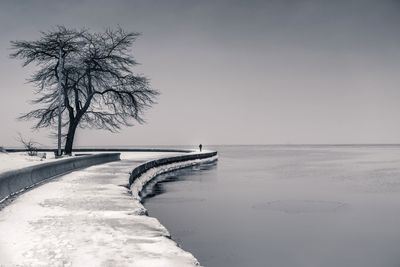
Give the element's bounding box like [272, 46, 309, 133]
[5, 148, 195, 153]
[129, 151, 218, 185]
[1, 150, 217, 204]
[0, 153, 120, 203]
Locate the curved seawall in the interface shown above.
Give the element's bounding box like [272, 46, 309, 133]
[129, 151, 218, 186]
[0, 153, 121, 203]
[127, 150, 218, 265]
[129, 151, 218, 198]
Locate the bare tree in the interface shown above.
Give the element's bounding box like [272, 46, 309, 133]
[11, 26, 159, 155]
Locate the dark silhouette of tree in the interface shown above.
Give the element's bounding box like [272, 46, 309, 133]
[11, 26, 159, 154]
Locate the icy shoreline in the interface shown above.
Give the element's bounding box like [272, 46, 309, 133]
[131, 155, 219, 200]
[0, 151, 217, 266]
[128, 154, 219, 265]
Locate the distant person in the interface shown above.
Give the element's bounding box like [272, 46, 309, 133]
[199, 144, 203, 152]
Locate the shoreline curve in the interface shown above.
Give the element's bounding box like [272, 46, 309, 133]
[128, 150, 218, 266]
[0, 148, 218, 266]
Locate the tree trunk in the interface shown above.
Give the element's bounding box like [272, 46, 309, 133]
[64, 120, 78, 155]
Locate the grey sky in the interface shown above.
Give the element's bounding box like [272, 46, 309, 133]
[1, 0, 400, 146]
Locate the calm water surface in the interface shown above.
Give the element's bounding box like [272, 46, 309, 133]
[143, 146, 400, 267]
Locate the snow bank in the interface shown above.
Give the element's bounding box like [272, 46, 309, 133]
[0, 153, 120, 204]
[0, 152, 62, 173]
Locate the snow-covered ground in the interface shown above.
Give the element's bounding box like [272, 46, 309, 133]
[0, 152, 64, 173]
[0, 152, 210, 267]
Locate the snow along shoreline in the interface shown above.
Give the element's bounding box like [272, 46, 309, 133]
[0, 151, 217, 266]
[129, 153, 219, 265]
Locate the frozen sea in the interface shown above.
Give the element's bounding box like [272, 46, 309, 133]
[143, 145, 400, 267]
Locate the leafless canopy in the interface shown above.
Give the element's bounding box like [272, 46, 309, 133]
[11, 26, 159, 154]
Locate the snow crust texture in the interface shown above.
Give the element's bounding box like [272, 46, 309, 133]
[0, 152, 215, 267]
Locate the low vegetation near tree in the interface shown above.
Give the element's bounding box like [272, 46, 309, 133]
[17, 133, 38, 156]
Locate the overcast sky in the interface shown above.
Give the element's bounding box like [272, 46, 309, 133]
[1, 0, 400, 147]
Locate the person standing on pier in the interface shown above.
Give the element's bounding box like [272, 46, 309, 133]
[199, 144, 203, 152]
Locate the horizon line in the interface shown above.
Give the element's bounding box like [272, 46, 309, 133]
[5, 143, 400, 149]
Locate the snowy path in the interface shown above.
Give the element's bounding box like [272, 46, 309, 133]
[0, 153, 200, 267]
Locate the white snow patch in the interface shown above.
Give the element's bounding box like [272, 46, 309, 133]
[0, 152, 68, 173]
